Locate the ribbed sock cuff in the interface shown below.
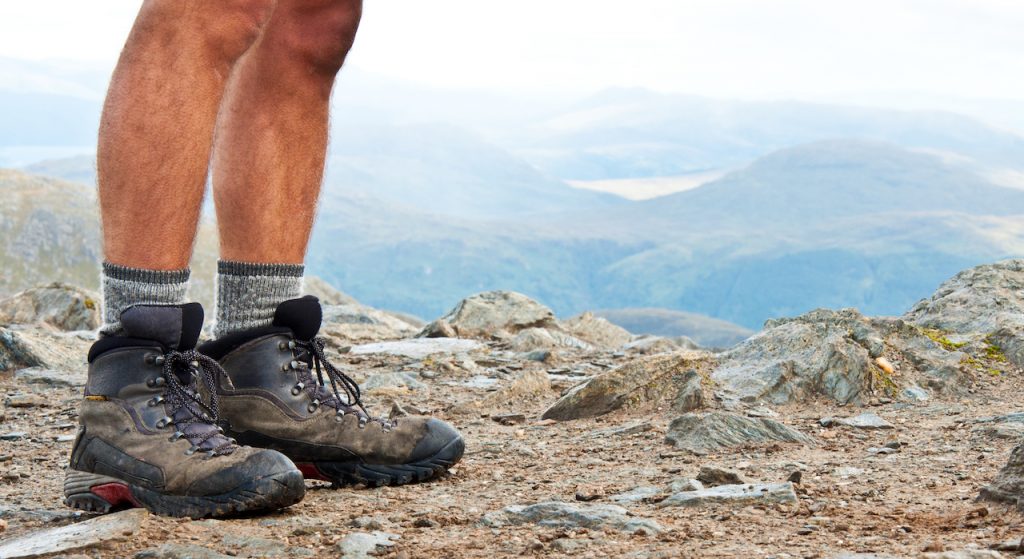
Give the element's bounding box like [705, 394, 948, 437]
[100, 262, 190, 337]
[214, 260, 304, 338]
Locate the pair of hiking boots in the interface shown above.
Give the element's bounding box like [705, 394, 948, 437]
[63, 296, 464, 518]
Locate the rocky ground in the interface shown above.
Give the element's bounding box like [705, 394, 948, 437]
[4, 263, 1024, 558]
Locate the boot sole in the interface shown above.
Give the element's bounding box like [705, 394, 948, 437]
[63, 468, 305, 518]
[295, 435, 465, 488]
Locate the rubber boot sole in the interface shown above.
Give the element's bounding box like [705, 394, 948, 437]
[63, 468, 305, 518]
[295, 435, 465, 487]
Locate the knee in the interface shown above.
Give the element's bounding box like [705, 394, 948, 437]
[273, 0, 363, 76]
[137, 0, 276, 64]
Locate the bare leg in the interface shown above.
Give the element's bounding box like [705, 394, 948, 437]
[212, 0, 362, 264]
[98, 0, 275, 270]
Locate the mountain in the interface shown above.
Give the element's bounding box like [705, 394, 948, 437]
[593, 308, 752, 348]
[512, 88, 1024, 181]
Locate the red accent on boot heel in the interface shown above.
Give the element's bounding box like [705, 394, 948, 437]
[295, 463, 331, 482]
[90, 483, 140, 507]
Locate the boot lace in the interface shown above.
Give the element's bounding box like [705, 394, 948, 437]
[290, 337, 392, 429]
[157, 349, 237, 456]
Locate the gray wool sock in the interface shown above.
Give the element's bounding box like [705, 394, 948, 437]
[100, 262, 190, 337]
[214, 260, 304, 338]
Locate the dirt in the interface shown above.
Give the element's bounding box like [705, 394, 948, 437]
[2, 346, 1024, 558]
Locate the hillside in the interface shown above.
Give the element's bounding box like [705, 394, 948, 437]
[593, 308, 752, 348]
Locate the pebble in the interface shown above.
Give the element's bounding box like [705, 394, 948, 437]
[696, 465, 747, 487]
[658, 482, 799, 507]
[4, 394, 44, 408]
[0, 432, 27, 441]
[492, 413, 527, 425]
[820, 413, 895, 430]
[482, 501, 662, 533]
[335, 531, 399, 559]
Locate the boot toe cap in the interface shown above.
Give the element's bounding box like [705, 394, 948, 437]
[188, 448, 299, 496]
[408, 418, 464, 464]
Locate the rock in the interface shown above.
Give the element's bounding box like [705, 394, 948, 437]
[712, 309, 879, 404]
[419, 318, 457, 338]
[4, 393, 44, 408]
[542, 351, 711, 421]
[349, 338, 483, 359]
[622, 335, 693, 355]
[561, 312, 632, 350]
[664, 412, 814, 453]
[658, 482, 799, 507]
[220, 535, 290, 557]
[335, 531, 400, 559]
[0, 326, 90, 373]
[0, 432, 27, 440]
[421, 291, 558, 340]
[362, 372, 425, 392]
[14, 366, 85, 387]
[481, 501, 662, 533]
[0, 283, 99, 331]
[135, 543, 235, 559]
[696, 466, 747, 487]
[0, 508, 146, 559]
[820, 413, 894, 430]
[979, 442, 1024, 506]
[905, 259, 1024, 366]
[609, 486, 663, 503]
[320, 303, 421, 344]
[492, 413, 527, 425]
[671, 369, 707, 412]
[303, 275, 358, 306]
[510, 327, 593, 352]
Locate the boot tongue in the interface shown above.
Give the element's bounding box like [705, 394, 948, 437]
[272, 296, 322, 341]
[120, 303, 204, 351]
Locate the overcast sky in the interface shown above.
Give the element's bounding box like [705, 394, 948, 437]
[1, 0, 1021, 103]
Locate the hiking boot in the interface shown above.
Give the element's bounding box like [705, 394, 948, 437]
[200, 296, 465, 487]
[64, 303, 305, 518]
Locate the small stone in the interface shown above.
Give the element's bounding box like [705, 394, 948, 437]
[15, 367, 86, 388]
[491, 413, 527, 426]
[335, 531, 400, 559]
[135, 543, 235, 559]
[609, 486, 663, 503]
[867, 447, 898, 455]
[0, 432, 27, 441]
[787, 470, 803, 484]
[665, 412, 814, 453]
[412, 517, 437, 528]
[574, 486, 604, 502]
[696, 466, 747, 487]
[4, 394, 43, 408]
[589, 421, 653, 438]
[874, 356, 895, 374]
[54, 434, 76, 443]
[820, 412, 894, 430]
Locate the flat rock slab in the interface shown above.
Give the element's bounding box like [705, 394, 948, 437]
[336, 531, 400, 559]
[482, 501, 662, 533]
[0, 508, 147, 558]
[820, 412, 894, 429]
[665, 411, 814, 453]
[349, 338, 483, 359]
[136, 543, 236, 559]
[658, 482, 799, 508]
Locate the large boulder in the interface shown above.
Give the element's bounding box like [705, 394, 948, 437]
[320, 303, 422, 344]
[905, 259, 1024, 366]
[0, 282, 99, 331]
[421, 291, 557, 340]
[711, 308, 969, 405]
[665, 412, 814, 453]
[0, 326, 91, 373]
[561, 312, 633, 349]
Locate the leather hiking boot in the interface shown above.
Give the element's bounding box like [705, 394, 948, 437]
[65, 304, 305, 518]
[200, 296, 465, 487]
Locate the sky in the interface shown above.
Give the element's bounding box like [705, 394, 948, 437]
[0, 0, 1022, 104]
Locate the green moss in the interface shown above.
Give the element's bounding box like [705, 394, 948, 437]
[922, 328, 967, 351]
[872, 365, 898, 397]
[984, 337, 1008, 363]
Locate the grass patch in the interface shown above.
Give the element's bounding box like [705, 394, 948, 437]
[984, 337, 1009, 363]
[922, 328, 967, 351]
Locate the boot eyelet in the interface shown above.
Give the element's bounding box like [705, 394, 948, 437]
[154, 355, 166, 365]
[147, 396, 163, 407]
[357, 418, 368, 429]
[184, 446, 198, 455]
[279, 341, 289, 351]
[335, 412, 345, 422]
[291, 383, 305, 396]
[155, 417, 173, 429]
[288, 340, 297, 350]
[290, 360, 300, 370]
[281, 363, 291, 372]
[168, 431, 184, 442]
[307, 400, 320, 413]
